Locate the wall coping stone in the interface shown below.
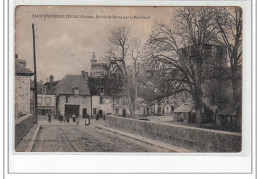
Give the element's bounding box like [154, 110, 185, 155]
[15, 114, 33, 125]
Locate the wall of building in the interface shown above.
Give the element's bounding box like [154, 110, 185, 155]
[37, 94, 56, 115]
[105, 115, 241, 152]
[92, 95, 113, 115]
[15, 76, 31, 116]
[152, 104, 173, 115]
[57, 95, 91, 117]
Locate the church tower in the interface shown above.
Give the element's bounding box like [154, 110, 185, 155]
[91, 52, 97, 64]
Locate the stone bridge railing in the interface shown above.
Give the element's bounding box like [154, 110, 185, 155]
[105, 115, 241, 152]
[15, 114, 34, 146]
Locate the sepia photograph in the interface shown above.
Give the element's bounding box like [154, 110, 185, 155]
[14, 6, 242, 153]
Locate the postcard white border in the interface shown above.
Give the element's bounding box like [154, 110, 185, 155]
[7, 0, 253, 174]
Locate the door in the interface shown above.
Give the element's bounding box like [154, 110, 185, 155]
[157, 107, 161, 114]
[82, 108, 87, 118]
[122, 109, 126, 117]
[65, 105, 80, 118]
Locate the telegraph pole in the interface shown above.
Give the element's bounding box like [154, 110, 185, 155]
[32, 23, 38, 124]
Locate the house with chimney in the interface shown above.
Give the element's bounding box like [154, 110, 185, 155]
[15, 55, 34, 118]
[55, 71, 91, 119]
[37, 75, 59, 115]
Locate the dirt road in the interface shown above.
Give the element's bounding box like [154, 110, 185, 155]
[32, 120, 172, 152]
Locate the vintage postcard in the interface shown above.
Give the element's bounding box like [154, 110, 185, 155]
[14, 6, 242, 153]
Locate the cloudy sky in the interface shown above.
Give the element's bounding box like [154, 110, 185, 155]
[15, 6, 174, 82]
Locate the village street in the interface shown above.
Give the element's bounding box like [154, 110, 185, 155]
[29, 116, 174, 152]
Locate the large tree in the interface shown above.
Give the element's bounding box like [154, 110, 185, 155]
[215, 7, 242, 121]
[146, 7, 223, 123]
[104, 26, 140, 119]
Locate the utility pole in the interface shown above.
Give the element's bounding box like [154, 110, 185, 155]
[32, 23, 38, 124]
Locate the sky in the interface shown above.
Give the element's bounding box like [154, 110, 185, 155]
[15, 6, 174, 82]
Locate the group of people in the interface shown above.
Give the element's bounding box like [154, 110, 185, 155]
[58, 114, 69, 123]
[46, 112, 92, 126]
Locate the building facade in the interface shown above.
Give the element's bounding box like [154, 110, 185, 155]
[15, 55, 34, 118]
[37, 94, 56, 115]
[55, 73, 92, 119]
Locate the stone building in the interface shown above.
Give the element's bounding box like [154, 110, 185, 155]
[37, 94, 56, 115]
[55, 72, 91, 119]
[15, 55, 34, 118]
[37, 75, 59, 116]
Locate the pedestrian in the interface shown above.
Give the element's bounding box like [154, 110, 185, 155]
[72, 114, 76, 122]
[103, 113, 106, 120]
[76, 116, 80, 126]
[58, 114, 63, 123]
[58, 114, 61, 123]
[66, 115, 69, 123]
[48, 112, 51, 123]
[85, 113, 90, 126]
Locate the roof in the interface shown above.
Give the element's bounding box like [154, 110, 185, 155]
[44, 81, 60, 89]
[217, 108, 236, 116]
[15, 61, 34, 76]
[55, 75, 91, 95]
[174, 104, 194, 113]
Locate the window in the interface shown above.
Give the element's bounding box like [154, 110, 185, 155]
[100, 97, 103, 104]
[38, 97, 43, 105]
[100, 88, 104, 95]
[66, 96, 69, 103]
[42, 86, 46, 94]
[74, 88, 79, 95]
[45, 97, 51, 105]
[93, 108, 97, 115]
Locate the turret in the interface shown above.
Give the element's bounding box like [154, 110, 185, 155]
[91, 52, 97, 64]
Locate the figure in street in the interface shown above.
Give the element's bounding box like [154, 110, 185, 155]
[72, 114, 76, 122]
[85, 113, 90, 126]
[76, 116, 80, 126]
[48, 112, 51, 123]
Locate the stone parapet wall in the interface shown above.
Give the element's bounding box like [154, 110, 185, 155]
[105, 115, 241, 152]
[15, 114, 34, 146]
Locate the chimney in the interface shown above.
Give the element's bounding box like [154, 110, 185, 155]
[49, 75, 54, 94]
[50, 75, 54, 82]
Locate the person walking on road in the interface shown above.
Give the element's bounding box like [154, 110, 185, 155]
[72, 114, 76, 123]
[76, 116, 80, 126]
[85, 113, 90, 126]
[48, 112, 51, 123]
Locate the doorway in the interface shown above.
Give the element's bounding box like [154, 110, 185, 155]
[65, 105, 80, 118]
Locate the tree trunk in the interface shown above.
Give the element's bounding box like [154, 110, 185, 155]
[193, 87, 203, 124]
[125, 82, 138, 119]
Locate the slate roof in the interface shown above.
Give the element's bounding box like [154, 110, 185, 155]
[15, 61, 34, 76]
[174, 104, 194, 113]
[55, 75, 91, 95]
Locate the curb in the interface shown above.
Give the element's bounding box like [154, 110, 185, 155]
[25, 124, 41, 152]
[95, 125, 195, 153]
